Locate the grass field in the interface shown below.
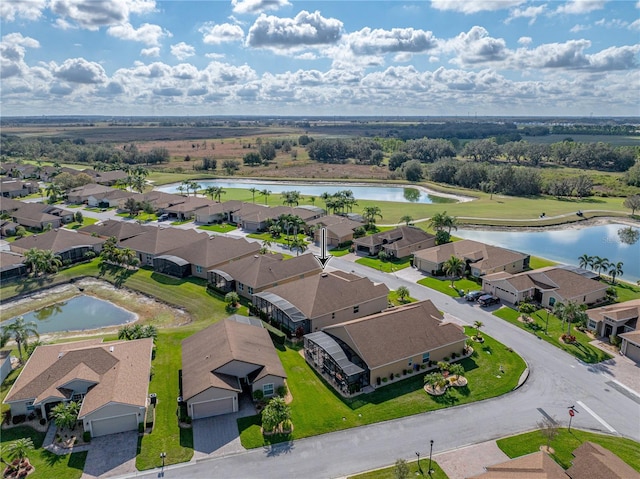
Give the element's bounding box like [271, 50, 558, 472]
[417, 276, 481, 297]
[497, 428, 640, 471]
[493, 306, 612, 363]
[355, 255, 412, 273]
[238, 327, 526, 448]
[197, 223, 237, 233]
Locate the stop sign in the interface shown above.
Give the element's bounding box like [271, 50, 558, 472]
[569, 409, 575, 417]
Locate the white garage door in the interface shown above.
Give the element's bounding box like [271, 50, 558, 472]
[91, 414, 138, 437]
[625, 342, 640, 363]
[192, 397, 234, 419]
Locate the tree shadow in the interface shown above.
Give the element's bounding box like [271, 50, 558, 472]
[263, 440, 295, 456]
[42, 450, 66, 467]
[179, 426, 193, 449]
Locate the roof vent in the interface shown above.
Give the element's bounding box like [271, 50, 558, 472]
[321, 272, 328, 277]
[109, 346, 114, 352]
[58, 352, 64, 359]
[254, 254, 259, 258]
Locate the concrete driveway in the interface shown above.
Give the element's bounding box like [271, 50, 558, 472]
[80, 431, 138, 479]
[192, 394, 256, 460]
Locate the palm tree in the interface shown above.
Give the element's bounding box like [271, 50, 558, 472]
[249, 187, 258, 203]
[4, 316, 39, 361]
[40, 249, 62, 274]
[608, 261, 624, 284]
[6, 437, 34, 463]
[131, 175, 146, 193]
[260, 238, 272, 254]
[260, 189, 271, 205]
[396, 286, 410, 303]
[362, 206, 383, 230]
[24, 248, 45, 276]
[442, 255, 465, 287]
[189, 181, 201, 196]
[45, 182, 63, 203]
[180, 179, 191, 196]
[400, 215, 413, 226]
[553, 300, 586, 336]
[51, 401, 80, 430]
[473, 320, 484, 339]
[592, 256, 610, 278]
[448, 363, 465, 380]
[205, 186, 217, 201]
[578, 254, 592, 270]
[290, 237, 307, 256]
[429, 211, 458, 234]
[424, 372, 447, 392]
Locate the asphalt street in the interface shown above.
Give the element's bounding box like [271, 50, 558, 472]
[108, 244, 640, 479]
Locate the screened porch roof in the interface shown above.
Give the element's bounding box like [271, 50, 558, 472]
[252, 291, 307, 323]
[305, 331, 364, 377]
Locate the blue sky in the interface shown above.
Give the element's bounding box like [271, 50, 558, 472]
[1, 0, 639, 117]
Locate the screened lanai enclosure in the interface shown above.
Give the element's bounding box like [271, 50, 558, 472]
[153, 255, 190, 278]
[252, 291, 309, 335]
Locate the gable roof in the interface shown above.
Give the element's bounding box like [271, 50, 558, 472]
[214, 253, 321, 289]
[163, 196, 216, 214]
[68, 183, 114, 198]
[78, 219, 149, 241]
[12, 203, 65, 224]
[587, 299, 640, 325]
[181, 319, 286, 399]
[118, 225, 203, 255]
[566, 441, 640, 479]
[323, 300, 466, 368]
[193, 199, 244, 217]
[161, 234, 260, 268]
[413, 239, 529, 270]
[0, 251, 25, 270]
[469, 451, 567, 479]
[4, 338, 153, 416]
[0, 197, 24, 212]
[307, 214, 363, 236]
[10, 228, 105, 254]
[260, 271, 389, 319]
[354, 226, 434, 250]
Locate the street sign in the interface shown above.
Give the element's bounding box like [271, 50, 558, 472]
[569, 409, 575, 417]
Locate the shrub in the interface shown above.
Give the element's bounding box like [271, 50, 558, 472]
[185, 416, 192, 424]
[610, 335, 621, 347]
[382, 377, 388, 383]
[3, 411, 11, 425]
[39, 418, 46, 426]
[253, 390, 264, 402]
[389, 373, 394, 380]
[277, 385, 288, 397]
[138, 422, 144, 433]
[451, 352, 458, 359]
[407, 369, 413, 374]
[83, 431, 91, 443]
[420, 364, 426, 370]
[443, 357, 450, 362]
[395, 373, 400, 378]
[12, 415, 25, 425]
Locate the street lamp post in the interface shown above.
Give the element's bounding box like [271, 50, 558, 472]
[160, 452, 166, 468]
[415, 451, 422, 475]
[545, 308, 550, 335]
[428, 440, 434, 476]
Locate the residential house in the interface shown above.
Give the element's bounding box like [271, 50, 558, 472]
[181, 317, 286, 419]
[307, 214, 364, 247]
[353, 226, 436, 258]
[0, 179, 39, 198]
[0, 220, 19, 237]
[10, 228, 105, 263]
[154, 234, 260, 279]
[586, 300, 640, 362]
[469, 442, 640, 479]
[0, 351, 12, 385]
[304, 300, 467, 394]
[209, 253, 322, 299]
[252, 270, 389, 335]
[482, 266, 608, 307]
[67, 184, 115, 204]
[117, 191, 187, 212]
[92, 170, 128, 186]
[194, 200, 244, 224]
[232, 204, 324, 232]
[11, 203, 74, 230]
[117, 226, 202, 267]
[3, 338, 153, 437]
[0, 197, 24, 214]
[78, 219, 149, 242]
[0, 251, 28, 281]
[160, 196, 216, 220]
[413, 239, 530, 277]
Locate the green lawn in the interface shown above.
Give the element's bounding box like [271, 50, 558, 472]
[497, 428, 640, 472]
[349, 459, 449, 479]
[528, 255, 558, 270]
[170, 219, 193, 226]
[197, 223, 238, 233]
[239, 327, 526, 448]
[329, 242, 353, 257]
[247, 232, 309, 248]
[417, 276, 480, 297]
[387, 289, 417, 306]
[610, 280, 640, 303]
[135, 331, 193, 470]
[0, 426, 87, 479]
[355, 255, 412, 273]
[493, 307, 612, 363]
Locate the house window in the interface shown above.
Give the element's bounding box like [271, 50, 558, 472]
[72, 393, 84, 402]
[332, 313, 335, 319]
[549, 297, 556, 306]
[25, 401, 34, 412]
[588, 320, 596, 329]
[408, 359, 413, 367]
[195, 265, 203, 274]
[248, 286, 254, 295]
[238, 283, 244, 291]
[263, 383, 274, 396]
[422, 353, 430, 363]
[353, 305, 359, 314]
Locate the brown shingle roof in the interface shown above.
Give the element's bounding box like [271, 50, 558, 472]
[10, 228, 105, 254]
[469, 451, 567, 479]
[181, 319, 286, 400]
[162, 234, 260, 269]
[78, 219, 149, 241]
[586, 300, 640, 325]
[215, 253, 321, 290]
[262, 271, 389, 319]
[543, 268, 608, 302]
[0, 197, 24, 212]
[68, 183, 114, 198]
[354, 226, 434, 250]
[118, 225, 203, 255]
[566, 441, 640, 479]
[4, 338, 153, 416]
[323, 301, 466, 368]
[12, 203, 63, 224]
[414, 239, 528, 271]
[163, 196, 216, 214]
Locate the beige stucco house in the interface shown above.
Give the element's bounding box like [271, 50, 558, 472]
[304, 300, 467, 394]
[353, 226, 436, 258]
[413, 239, 530, 277]
[587, 300, 640, 362]
[181, 316, 286, 419]
[3, 338, 153, 437]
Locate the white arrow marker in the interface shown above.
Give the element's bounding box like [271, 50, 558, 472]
[314, 227, 333, 269]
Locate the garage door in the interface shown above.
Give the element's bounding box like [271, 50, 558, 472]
[90, 414, 138, 437]
[625, 342, 640, 363]
[192, 397, 234, 419]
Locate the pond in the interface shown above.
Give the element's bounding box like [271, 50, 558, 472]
[156, 180, 461, 204]
[2, 295, 136, 334]
[454, 223, 640, 284]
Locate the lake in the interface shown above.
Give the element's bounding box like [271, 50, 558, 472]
[455, 223, 640, 284]
[156, 180, 460, 204]
[3, 295, 136, 334]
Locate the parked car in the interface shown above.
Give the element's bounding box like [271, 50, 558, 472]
[465, 290, 484, 302]
[158, 214, 169, 221]
[478, 294, 500, 307]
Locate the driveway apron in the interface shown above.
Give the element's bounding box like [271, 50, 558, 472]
[81, 431, 138, 479]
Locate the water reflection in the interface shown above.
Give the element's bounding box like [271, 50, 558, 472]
[33, 302, 65, 321]
[403, 188, 420, 202]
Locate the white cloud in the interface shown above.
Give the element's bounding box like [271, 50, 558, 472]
[555, 0, 608, 15]
[518, 36, 532, 45]
[431, 0, 525, 14]
[50, 0, 156, 30]
[170, 42, 196, 60]
[247, 10, 343, 50]
[1, 33, 40, 79]
[205, 52, 226, 59]
[232, 0, 290, 14]
[53, 57, 108, 84]
[506, 5, 547, 24]
[200, 22, 245, 44]
[0, 0, 47, 22]
[630, 19, 640, 31]
[141, 47, 160, 57]
[172, 63, 199, 80]
[586, 45, 640, 71]
[107, 22, 171, 46]
[570, 24, 590, 32]
[295, 52, 317, 60]
[346, 27, 438, 56]
[447, 26, 508, 65]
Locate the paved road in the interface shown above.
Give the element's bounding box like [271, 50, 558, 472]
[113, 250, 640, 479]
